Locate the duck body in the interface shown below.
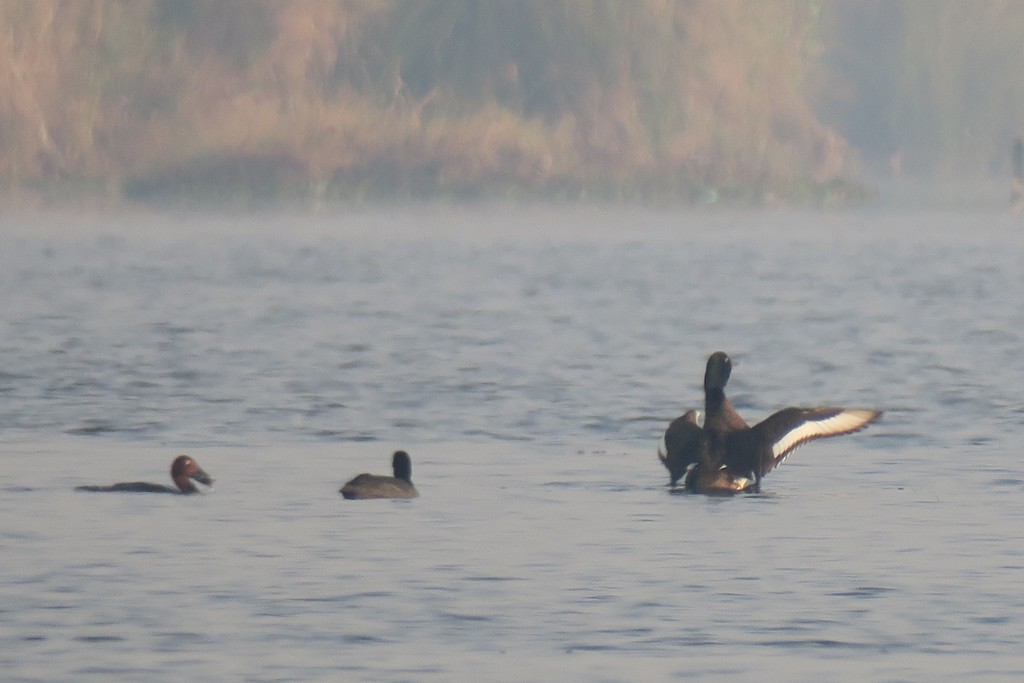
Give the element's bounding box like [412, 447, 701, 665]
[660, 352, 881, 494]
[77, 481, 181, 494]
[341, 451, 418, 500]
[76, 455, 213, 495]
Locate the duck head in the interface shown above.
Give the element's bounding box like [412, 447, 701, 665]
[391, 450, 413, 483]
[170, 455, 214, 494]
[704, 351, 733, 392]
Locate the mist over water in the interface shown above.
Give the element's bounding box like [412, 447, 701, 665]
[2, 206, 1024, 681]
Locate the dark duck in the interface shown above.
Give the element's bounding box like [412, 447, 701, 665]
[659, 352, 881, 494]
[76, 455, 214, 494]
[340, 450, 419, 500]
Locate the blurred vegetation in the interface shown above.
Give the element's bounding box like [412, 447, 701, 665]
[2, 1, 1020, 206]
[818, 1, 1024, 178]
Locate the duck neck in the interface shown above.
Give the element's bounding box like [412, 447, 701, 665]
[704, 387, 726, 414]
[704, 388, 746, 431]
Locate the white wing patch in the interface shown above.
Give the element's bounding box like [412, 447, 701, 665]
[771, 409, 879, 460]
[731, 475, 754, 490]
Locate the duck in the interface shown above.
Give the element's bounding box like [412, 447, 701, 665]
[659, 352, 881, 494]
[76, 455, 214, 494]
[340, 450, 419, 500]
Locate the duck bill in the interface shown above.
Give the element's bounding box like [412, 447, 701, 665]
[191, 468, 214, 488]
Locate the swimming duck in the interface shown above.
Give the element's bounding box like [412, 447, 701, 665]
[76, 455, 213, 494]
[659, 352, 881, 494]
[340, 450, 419, 500]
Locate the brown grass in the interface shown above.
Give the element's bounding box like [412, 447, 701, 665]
[2, 0, 864, 206]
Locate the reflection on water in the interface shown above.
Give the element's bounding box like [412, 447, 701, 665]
[1, 207, 1024, 680]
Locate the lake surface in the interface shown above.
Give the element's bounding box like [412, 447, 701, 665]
[2, 206, 1023, 681]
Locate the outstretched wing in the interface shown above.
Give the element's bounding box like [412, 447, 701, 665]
[659, 410, 703, 486]
[750, 407, 881, 475]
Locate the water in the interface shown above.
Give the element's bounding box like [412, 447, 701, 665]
[2, 206, 1024, 681]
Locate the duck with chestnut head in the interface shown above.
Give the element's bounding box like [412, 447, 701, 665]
[76, 455, 214, 494]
